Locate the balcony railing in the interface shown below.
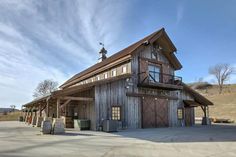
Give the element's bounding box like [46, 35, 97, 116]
[138, 71, 182, 89]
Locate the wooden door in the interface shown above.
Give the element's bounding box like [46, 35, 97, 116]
[142, 97, 156, 128]
[185, 107, 193, 126]
[156, 99, 169, 127]
[142, 97, 169, 128]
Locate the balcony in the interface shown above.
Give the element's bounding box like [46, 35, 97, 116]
[137, 71, 183, 90]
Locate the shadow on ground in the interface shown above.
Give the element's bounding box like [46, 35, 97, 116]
[112, 124, 236, 143]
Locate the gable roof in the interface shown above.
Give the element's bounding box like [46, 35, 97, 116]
[60, 28, 182, 89]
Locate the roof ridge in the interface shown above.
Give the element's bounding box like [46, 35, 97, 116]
[60, 28, 165, 88]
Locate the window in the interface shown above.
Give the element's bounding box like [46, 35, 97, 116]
[177, 108, 183, 120]
[91, 78, 94, 82]
[112, 106, 121, 121]
[148, 65, 160, 82]
[111, 69, 116, 77]
[96, 75, 100, 81]
[122, 66, 127, 73]
[104, 73, 108, 79]
[151, 52, 158, 60]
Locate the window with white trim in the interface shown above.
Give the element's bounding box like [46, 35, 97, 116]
[104, 73, 108, 79]
[96, 75, 100, 81]
[122, 66, 127, 74]
[111, 69, 116, 77]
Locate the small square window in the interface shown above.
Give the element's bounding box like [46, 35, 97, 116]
[177, 108, 183, 120]
[111, 106, 121, 121]
[122, 66, 127, 73]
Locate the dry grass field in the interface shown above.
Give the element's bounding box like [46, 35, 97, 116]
[195, 84, 236, 121]
[0, 111, 21, 121]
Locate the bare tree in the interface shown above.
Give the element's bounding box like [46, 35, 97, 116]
[33, 79, 58, 98]
[209, 63, 235, 94]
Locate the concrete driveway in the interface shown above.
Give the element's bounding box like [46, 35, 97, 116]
[0, 121, 236, 157]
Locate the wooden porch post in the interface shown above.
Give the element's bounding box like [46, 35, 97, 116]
[204, 106, 207, 118]
[46, 99, 49, 117]
[39, 105, 42, 117]
[57, 99, 60, 118]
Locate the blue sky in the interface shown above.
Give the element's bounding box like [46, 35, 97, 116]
[0, 0, 235, 108]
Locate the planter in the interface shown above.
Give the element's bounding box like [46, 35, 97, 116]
[18, 116, 23, 122]
[74, 119, 90, 130]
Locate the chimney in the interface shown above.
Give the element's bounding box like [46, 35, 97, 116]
[98, 43, 107, 63]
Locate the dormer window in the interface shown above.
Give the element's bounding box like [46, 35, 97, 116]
[111, 69, 116, 77]
[122, 66, 127, 74]
[96, 75, 100, 81]
[104, 73, 108, 79]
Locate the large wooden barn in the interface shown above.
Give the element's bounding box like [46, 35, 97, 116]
[23, 28, 213, 130]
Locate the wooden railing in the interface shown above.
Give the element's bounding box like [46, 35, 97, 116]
[138, 71, 182, 86]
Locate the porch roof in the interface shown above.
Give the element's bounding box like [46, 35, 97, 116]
[22, 94, 52, 108]
[182, 82, 213, 106]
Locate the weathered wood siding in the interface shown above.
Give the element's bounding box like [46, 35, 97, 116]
[64, 89, 96, 130]
[169, 90, 195, 127]
[95, 79, 141, 130]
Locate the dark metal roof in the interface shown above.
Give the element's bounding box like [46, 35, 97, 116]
[60, 28, 182, 89]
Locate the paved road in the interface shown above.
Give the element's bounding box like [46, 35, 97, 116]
[0, 121, 236, 157]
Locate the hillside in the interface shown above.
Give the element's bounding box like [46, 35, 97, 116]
[194, 84, 236, 121]
[0, 111, 21, 121]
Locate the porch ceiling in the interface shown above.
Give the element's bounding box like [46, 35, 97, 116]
[183, 100, 202, 107]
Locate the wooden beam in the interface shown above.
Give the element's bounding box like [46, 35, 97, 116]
[126, 92, 178, 100]
[61, 96, 94, 101]
[53, 74, 131, 97]
[60, 99, 71, 108]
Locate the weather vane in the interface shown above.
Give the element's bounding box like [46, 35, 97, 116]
[99, 42, 104, 47]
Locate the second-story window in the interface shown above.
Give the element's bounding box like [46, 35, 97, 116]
[104, 73, 108, 79]
[111, 69, 116, 77]
[148, 65, 160, 82]
[96, 75, 100, 81]
[122, 66, 127, 74]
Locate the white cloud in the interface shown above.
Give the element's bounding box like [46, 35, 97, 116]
[0, 0, 130, 108]
[176, 2, 184, 25]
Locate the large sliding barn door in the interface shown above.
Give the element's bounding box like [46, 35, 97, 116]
[156, 99, 169, 127]
[142, 97, 169, 128]
[142, 97, 156, 128]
